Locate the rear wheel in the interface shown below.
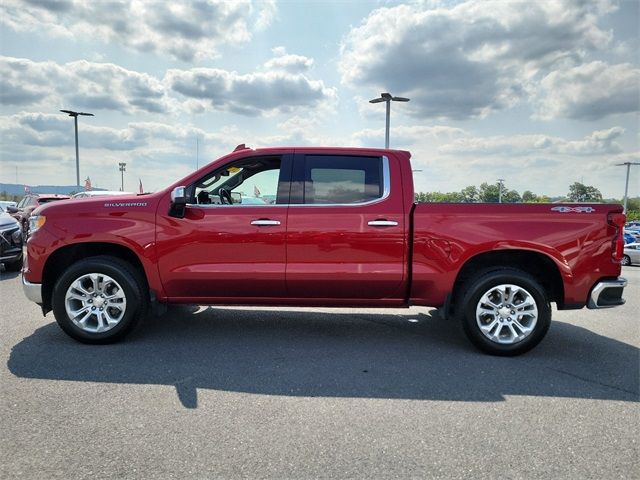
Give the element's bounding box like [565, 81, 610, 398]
[52, 256, 148, 344]
[621, 255, 631, 266]
[457, 268, 551, 356]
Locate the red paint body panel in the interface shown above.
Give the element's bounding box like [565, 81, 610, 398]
[24, 146, 623, 313]
[155, 204, 288, 298]
[410, 203, 622, 307]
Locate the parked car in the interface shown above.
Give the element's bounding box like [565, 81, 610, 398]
[22, 146, 627, 356]
[624, 232, 637, 244]
[71, 191, 133, 199]
[0, 200, 17, 211]
[622, 243, 640, 266]
[7, 193, 69, 237]
[237, 196, 267, 205]
[0, 208, 23, 271]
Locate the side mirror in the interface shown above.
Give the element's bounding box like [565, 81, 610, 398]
[169, 186, 187, 218]
[6, 205, 18, 214]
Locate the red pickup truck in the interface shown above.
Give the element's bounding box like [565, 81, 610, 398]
[22, 146, 627, 355]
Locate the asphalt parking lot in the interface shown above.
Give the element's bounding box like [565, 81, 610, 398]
[1, 267, 638, 479]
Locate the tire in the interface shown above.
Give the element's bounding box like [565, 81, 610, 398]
[52, 256, 148, 344]
[457, 268, 551, 356]
[621, 255, 631, 266]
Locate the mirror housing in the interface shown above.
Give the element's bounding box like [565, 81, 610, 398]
[169, 186, 187, 218]
[6, 205, 18, 214]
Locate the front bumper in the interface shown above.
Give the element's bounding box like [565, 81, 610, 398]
[22, 275, 42, 304]
[587, 277, 627, 309]
[0, 225, 22, 263]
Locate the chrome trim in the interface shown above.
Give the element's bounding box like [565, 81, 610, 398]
[250, 219, 281, 226]
[171, 186, 186, 203]
[185, 156, 391, 209]
[587, 277, 627, 309]
[22, 276, 42, 304]
[368, 220, 399, 227]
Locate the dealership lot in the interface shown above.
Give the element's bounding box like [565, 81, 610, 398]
[1, 268, 638, 479]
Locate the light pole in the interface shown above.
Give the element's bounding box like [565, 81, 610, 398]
[119, 162, 126, 191]
[60, 110, 94, 189]
[616, 162, 639, 213]
[497, 178, 505, 203]
[369, 93, 410, 148]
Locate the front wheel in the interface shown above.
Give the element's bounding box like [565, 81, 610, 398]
[621, 255, 631, 266]
[457, 268, 551, 356]
[52, 256, 148, 344]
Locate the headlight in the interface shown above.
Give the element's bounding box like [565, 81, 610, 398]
[29, 214, 46, 234]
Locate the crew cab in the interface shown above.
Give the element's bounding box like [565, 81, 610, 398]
[21, 146, 627, 355]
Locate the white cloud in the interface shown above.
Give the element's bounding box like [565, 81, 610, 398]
[439, 127, 625, 156]
[0, 56, 172, 114]
[340, 0, 616, 120]
[0, 112, 240, 153]
[534, 62, 640, 120]
[353, 125, 467, 146]
[1, 0, 275, 62]
[0, 52, 336, 118]
[263, 47, 314, 74]
[166, 64, 337, 117]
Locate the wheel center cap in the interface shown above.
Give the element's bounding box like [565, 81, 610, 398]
[498, 306, 511, 317]
[94, 297, 105, 308]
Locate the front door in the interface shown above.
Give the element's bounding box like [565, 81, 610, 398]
[156, 154, 292, 300]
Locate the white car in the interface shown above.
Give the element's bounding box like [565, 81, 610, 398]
[71, 191, 133, 199]
[0, 200, 17, 210]
[622, 242, 640, 266]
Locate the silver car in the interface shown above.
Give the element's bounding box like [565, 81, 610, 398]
[622, 242, 640, 266]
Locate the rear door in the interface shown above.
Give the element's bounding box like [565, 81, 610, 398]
[285, 153, 406, 300]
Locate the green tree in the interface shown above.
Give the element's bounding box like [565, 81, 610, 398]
[460, 185, 479, 203]
[479, 182, 500, 202]
[567, 182, 603, 202]
[522, 190, 537, 202]
[502, 189, 522, 203]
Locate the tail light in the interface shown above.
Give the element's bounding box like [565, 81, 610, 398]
[608, 212, 626, 261]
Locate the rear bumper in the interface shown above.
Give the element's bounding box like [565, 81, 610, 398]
[22, 275, 42, 304]
[587, 277, 627, 309]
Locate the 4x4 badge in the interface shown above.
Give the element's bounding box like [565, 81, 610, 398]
[551, 206, 596, 213]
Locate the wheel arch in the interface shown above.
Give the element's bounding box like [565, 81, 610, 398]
[42, 242, 150, 314]
[450, 249, 565, 315]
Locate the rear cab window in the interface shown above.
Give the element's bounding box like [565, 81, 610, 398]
[295, 155, 385, 205]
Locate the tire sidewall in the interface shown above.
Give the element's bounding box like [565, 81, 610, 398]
[460, 270, 551, 356]
[52, 258, 142, 343]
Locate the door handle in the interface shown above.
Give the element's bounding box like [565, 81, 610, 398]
[368, 219, 399, 227]
[251, 219, 281, 226]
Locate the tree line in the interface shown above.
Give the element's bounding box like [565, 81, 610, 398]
[415, 182, 639, 220]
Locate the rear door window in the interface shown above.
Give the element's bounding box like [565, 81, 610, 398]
[302, 155, 383, 205]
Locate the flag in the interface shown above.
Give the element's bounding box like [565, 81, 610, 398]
[84, 176, 92, 191]
[139, 178, 144, 194]
[254, 185, 261, 197]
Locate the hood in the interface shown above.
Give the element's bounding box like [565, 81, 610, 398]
[0, 212, 19, 228]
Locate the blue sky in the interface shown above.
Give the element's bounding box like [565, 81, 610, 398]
[0, 0, 638, 198]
